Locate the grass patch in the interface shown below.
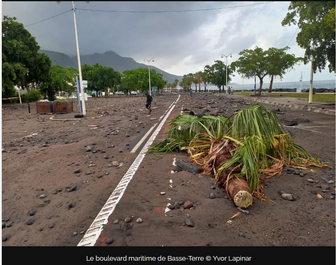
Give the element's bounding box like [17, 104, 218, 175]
[236, 92, 335, 103]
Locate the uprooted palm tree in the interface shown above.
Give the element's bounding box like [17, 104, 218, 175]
[148, 104, 328, 208]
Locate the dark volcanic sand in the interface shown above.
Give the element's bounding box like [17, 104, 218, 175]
[2, 93, 335, 247]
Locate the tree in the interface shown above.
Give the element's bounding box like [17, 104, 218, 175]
[39, 65, 75, 101]
[82, 64, 121, 95]
[121, 68, 165, 94]
[204, 60, 232, 92]
[266, 47, 302, 92]
[231, 47, 268, 95]
[194, 71, 203, 92]
[2, 16, 52, 94]
[282, 1, 335, 72]
[232, 46, 301, 95]
[180, 73, 194, 91]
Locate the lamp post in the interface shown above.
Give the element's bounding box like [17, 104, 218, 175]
[308, 43, 314, 104]
[144, 58, 154, 95]
[57, 1, 88, 115]
[221, 53, 232, 94]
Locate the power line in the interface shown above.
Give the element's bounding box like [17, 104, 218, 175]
[287, 27, 299, 46]
[24, 9, 72, 27]
[76, 2, 272, 14]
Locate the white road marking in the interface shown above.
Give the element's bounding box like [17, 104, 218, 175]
[130, 123, 158, 153]
[77, 95, 180, 247]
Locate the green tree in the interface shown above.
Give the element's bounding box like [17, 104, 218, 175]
[121, 68, 166, 94]
[231, 47, 268, 95]
[40, 65, 75, 101]
[82, 64, 121, 95]
[266, 47, 302, 92]
[281, 1, 335, 72]
[204, 61, 231, 92]
[232, 46, 301, 95]
[2, 16, 51, 94]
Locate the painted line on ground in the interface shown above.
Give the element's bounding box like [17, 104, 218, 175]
[130, 123, 158, 153]
[77, 95, 180, 247]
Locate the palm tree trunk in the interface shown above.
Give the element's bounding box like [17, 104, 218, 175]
[227, 178, 253, 208]
[268, 75, 274, 93]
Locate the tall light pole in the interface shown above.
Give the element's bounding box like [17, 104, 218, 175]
[144, 58, 154, 95]
[309, 43, 314, 104]
[57, 1, 88, 115]
[221, 53, 232, 94]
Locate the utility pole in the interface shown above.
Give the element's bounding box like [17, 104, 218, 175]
[144, 58, 154, 95]
[221, 53, 232, 94]
[309, 43, 314, 103]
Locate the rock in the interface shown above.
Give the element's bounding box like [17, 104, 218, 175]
[113, 220, 119, 224]
[67, 202, 76, 209]
[2, 222, 5, 228]
[185, 218, 194, 227]
[239, 232, 246, 238]
[85, 172, 92, 175]
[124, 216, 132, 223]
[210, 185, 216, 190]
[86, 146, 92, 152]
[136, 218, 143, 223]
[5, 221, 12, 228]
[209, 193, 216, 199]
[307, 178, 315, 183]
[104, 155, 109, 159]
[168, 204, 176, 210]
[38, 194, 47, 199]
[49, 224, 54, 229]
[28, 210, 36, 216]
[279, 191, 295, 201]
[105, 237, 114, 244]
[73, 169, 80, 174]
[72, 231, 78, 236]
[25, 219, 34, 226]
[64, 139, 69, 144]
[178, 199, 185, 205]
[175, 159, 203, 174]
[66, 186, 77, 192]
[183, 200, 194, 209]
[160, 192, 166, 195]
[2, 236, 8, 242]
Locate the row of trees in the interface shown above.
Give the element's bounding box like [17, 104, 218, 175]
[178, 1, 335, 95]
[2, 16, 167, 101]
[178, 46, 300, 95]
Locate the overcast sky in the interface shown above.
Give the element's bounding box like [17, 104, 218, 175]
[2, 1, 335, 84]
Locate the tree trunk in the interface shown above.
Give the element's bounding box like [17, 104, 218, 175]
[268, 75, 274, 93]
[258, 78, 263, 96]
[227, 177, 253, 208]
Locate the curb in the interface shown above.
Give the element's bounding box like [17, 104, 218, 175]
[240, 97, 335, 116]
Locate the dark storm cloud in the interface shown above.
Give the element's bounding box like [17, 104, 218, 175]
[2, 1, 334, 81]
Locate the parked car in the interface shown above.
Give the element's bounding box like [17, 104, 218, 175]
[115, 91, 124, 95]
[130, 91, 138, 95]
[69, 95, 77, 99]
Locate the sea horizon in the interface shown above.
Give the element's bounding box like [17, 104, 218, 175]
[191, 79, 335, 91]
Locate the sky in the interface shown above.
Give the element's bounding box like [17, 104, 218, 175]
[2, 1, 335, 84]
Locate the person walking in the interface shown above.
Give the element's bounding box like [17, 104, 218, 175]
[145, 93, 153, 115]
[190, 88, 193, 98]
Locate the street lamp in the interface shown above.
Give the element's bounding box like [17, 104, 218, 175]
[57, 1, 89, 115]
[221, 53, 232, 94]
[144, 58, 154, 95]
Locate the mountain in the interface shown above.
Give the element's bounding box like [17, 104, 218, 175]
[39, 50, 76, 68]
[38, 50, 182, 84]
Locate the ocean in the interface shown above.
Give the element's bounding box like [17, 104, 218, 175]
[191, 79, 335, 91]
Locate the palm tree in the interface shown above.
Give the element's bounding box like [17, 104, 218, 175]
[149, 105, 327, 208]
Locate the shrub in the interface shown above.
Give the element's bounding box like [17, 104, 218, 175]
[21, 89, 43, 103]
